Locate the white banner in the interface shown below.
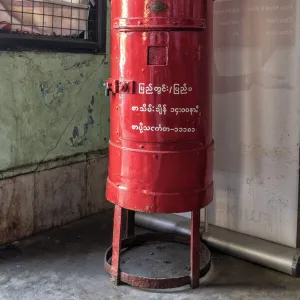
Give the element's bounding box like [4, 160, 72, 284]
[211, 0, 299, 247]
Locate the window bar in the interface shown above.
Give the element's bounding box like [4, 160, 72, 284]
[42, 0, 45, 34]
[77, 0, 80, 38]
[96, 0, 107, 53]
[61, 4, 63, 36]
[52, 3, 54, 35]
[32, 0, 35, 34]
[21, 0, 24, 32]
[84, 4, 89, 39]
[10, 0, 13, 32]
[70, 0, 73, 38]
[34, 0, 89, 9]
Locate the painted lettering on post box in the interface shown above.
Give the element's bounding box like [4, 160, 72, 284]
[131, 104, 201, 116]
[131, 123, 196, 134]
[139, 83, 193, 95]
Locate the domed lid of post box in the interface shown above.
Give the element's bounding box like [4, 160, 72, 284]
[112, 0, 207, 31]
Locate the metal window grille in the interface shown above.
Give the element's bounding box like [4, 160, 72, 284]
[0, 0, 106, 52]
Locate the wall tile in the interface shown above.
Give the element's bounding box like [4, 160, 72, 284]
[0, 174, 34, 244]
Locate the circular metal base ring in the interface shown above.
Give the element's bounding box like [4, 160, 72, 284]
[104, 232, 212, 289]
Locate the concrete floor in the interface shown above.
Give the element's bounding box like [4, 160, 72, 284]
[0, 210, 299, 300]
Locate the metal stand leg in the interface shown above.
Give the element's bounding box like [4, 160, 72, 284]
[111, 205, 123, 285]
[204, 207, 209, 233]
[190, 210, 200, 289]
[126, 210, 135, 238]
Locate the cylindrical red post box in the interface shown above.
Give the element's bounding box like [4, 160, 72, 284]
[106, 0, 214, 213]
[105, 0, 214, 289]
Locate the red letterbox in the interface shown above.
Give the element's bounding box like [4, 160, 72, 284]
[105, 0, 214, 289]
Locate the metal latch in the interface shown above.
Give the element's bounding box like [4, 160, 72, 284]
[104, 79, 136, 96]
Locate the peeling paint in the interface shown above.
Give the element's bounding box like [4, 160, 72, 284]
[55, 83, 65, 96]
[73, 127, 79, 139]
[73, 80, 81, 85]
[69, 95, 96, 147]
[40, 82, 49, 100]
[40, 79, 84, 105]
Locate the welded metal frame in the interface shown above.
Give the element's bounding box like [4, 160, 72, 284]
[105, 206, 208, 289]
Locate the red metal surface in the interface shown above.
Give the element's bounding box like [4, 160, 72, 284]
[106, 0, 214, 214]
[111, 205, 122, 285]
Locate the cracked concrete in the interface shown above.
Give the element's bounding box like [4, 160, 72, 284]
[0, 210, 299, 300]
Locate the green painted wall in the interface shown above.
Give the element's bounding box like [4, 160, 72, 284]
[0, 52, 110, 173]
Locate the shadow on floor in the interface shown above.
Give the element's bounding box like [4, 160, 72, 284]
[0, 209, 299, 300]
